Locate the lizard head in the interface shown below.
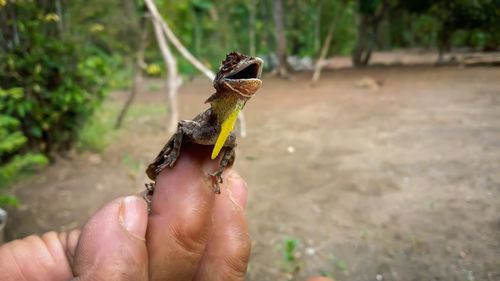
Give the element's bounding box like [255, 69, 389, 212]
[206, 52, 264, 160]
[212, 52, 263, 99]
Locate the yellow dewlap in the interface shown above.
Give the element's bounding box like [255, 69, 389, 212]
[211, 108, 241, 159]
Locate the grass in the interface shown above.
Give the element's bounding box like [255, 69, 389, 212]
[146, 81, 164, 92]
[0, 194, 19, 208]
[410, 231, 424, 249]
[77, 103, 120, 152]
[108, 65, 133, 90]
[77, 100, 167, 153]
[330, 255, 349, 275]
[121, 153, 141, 173]
[321, 254, 349, 279]
[283, 237, 299, 263]
[126, 103, 166, 120]
[360, 228, 369, 240]
[279, 236, 301, 274]
[0, 152, 48, 207]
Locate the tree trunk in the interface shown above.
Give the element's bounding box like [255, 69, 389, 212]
[352, 16, 371, 67]
[314, 3, 321, 54]
[249, 0, 257, 56]
[54, 0, 64, 34]
[0, 208, 6, 244]
[311, 7, 341, 85]
[352, 0, 389, 67]
[114, 32, 147, 129]
[273, 0, 288, 77]
[437, 24, 451, 64]
[192, 10, 202, 56]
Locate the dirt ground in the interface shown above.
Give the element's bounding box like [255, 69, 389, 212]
[5, 65, 500, 281]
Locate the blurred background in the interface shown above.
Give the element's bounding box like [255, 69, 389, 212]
[1, 0, 499, 280]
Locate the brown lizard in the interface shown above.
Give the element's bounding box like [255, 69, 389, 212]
[145, 52, 263, 198]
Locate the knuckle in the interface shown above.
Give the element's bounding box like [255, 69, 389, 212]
[168, 220, 207, 258]
[222, 231, 251, 276]
[222, 255, 249, 280]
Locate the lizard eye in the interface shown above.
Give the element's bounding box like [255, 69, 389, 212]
[226, 63, 260, 80]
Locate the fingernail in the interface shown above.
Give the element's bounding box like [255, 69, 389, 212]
[202, 154, 219, 172]
[227, 170, 248, 209]
[120, 196, 147, 238]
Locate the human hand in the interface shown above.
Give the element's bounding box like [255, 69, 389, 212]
[0, 143, 250, 281]
[0, 143, 334, 281]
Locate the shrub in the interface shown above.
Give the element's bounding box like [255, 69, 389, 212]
[0, 1, 112, 203]
[0, 46, 111, 156]
[0, 88, 49, 206]
[1, 1, 111, 156]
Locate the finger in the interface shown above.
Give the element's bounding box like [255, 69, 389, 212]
[194, 169, 250, 281]
[147, 143, 220, 281]
[72, 196, 148, 281]
[0, 230, 80, 281]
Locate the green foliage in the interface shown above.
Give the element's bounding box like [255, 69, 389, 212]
[320, 254, 349, 279]
[278, 236, 301, 273]
[77, 102, 166, 152]
[325, 0, 358, 56]
[0, 194, 20, 208]
[359, 0, 382, 15]
[389, 0, 500, 50]
[1, 1, 112, 157]
[283, 237, 298, 262]
[330, 254, 348, 275]
[0, 89, 48, 207]
[0, 1, 113, 202]
[121, 153, 141, 173]
[1, 47, 111, 155]
[0, 153, 48, 187]
[77, 105, 118, 152]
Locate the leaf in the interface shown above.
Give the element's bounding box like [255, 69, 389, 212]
[0, 195, 20, 208]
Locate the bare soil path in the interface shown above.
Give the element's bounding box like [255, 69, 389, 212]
[6, 65, 500, 281]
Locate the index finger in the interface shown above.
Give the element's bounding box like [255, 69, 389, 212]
[146, 143, 219, 281]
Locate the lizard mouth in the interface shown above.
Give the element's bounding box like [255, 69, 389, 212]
[224, 58, 263, 81]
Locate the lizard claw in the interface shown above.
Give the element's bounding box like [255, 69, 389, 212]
[145, 182, 155, 193]
[166, 154, 178, 168]
[208, 172, 223, 194]
[211, 182, 221, 194]
[144, 182, 155, 214]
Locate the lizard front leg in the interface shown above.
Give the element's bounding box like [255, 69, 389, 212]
[146, 129, 183, 180]
[146, 119, 219, 193]
[144, 120, 195, 207]
[146, 119, 206, 180]
[143, 126, 183, 213]
[209, 148, 236, 194]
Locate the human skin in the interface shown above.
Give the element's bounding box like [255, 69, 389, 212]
[0, 143, 333, 281]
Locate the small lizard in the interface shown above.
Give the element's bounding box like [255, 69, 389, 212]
[145, 52, 263, 197]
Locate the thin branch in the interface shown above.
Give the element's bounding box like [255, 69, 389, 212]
[144, 0, 215, 80]
[148, 13, 181, 133]
[114, 23, 148, 129]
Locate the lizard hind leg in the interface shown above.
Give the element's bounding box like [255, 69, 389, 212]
[209, 148, 236, 194]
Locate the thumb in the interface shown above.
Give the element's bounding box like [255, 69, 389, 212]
[72, 196, 149, 281]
